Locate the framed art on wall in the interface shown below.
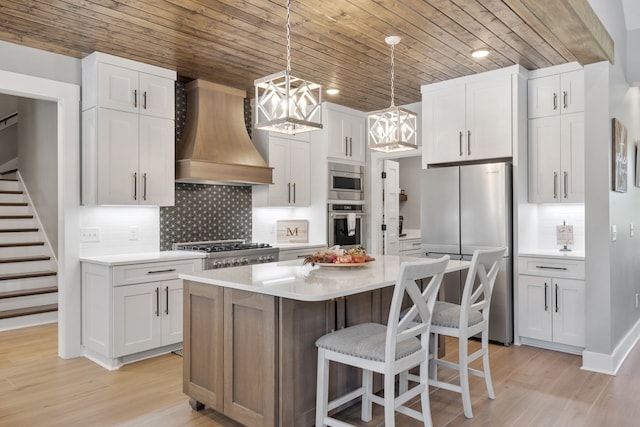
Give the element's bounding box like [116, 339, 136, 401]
[613, 117, 628, 192]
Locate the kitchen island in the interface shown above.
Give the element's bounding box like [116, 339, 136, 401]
[179, 255, 469, 427]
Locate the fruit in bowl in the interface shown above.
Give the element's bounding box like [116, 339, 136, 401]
[304, 246, 375, 265]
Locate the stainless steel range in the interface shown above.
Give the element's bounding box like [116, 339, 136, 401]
[173, 240, 279, 270]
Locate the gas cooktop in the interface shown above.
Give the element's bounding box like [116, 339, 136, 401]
[174, 240, 272, 253]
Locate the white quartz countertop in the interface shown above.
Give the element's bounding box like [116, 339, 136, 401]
[80, 250, 206, 266]
[179, 255, 470, 302]
[519, 249, 585, 260]
[273, 243, 328, 250]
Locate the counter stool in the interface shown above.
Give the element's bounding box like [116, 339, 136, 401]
[314, 256, 450, 427]
[428, 247, 505, 418]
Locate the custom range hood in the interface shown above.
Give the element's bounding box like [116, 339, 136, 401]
[175, 79, 273, 185]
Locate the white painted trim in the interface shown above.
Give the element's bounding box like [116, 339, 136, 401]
[527, 62, 583, 79]
[421, 64, 525, 94]
[582, 317, 640, 375]
[519, 336, 583, 355]
[0, 69, 81, 359]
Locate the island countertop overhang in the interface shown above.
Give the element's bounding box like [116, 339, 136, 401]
[179, 255, 470, 302]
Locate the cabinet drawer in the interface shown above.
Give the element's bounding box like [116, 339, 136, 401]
[399, 239, 422, 252]
[518, 256, 584, 280]
[113, 259, 201, 286]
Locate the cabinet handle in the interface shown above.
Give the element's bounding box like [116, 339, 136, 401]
[459, 131, 463, 156]
[133, 172, 138, 201]
[147, 268, 177, 274]
[134, 89, 138, 108]
[553, 172, 558, 199]
[535, 265, 568, 271]
[563, 91, 568, 109]
[155, 287, 160, 317]
[292, 182, 296, 204]
[143, 91, 147, 110]
[544, 283, 548, 311]
[349, 137, 353, 157]
[345, 137, 349, 156]
[142, 173, 147, 201]
[563, 171, 568, 199]
[165, 286, 169, 315]
[553, 92, 558, 110]
[288, 182, 291, 203]
[555, 283, 559, 313]
[467, 130, 471, 156]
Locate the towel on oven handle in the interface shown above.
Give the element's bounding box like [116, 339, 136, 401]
[347, 213, 356, 237]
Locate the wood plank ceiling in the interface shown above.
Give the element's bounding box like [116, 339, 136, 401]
[0, 0, 613, 112]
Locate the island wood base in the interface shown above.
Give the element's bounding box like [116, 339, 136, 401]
[183, 278, 443, 426]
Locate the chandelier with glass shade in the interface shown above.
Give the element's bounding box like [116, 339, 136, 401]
[254, 0, 322, 134]
[367, 36, 417, 152]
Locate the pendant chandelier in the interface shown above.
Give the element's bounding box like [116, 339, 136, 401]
[254, 0, 322, 134]
[367, 36, 417, 152]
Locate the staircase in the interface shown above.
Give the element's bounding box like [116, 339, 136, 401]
[0, 169, 58, 331]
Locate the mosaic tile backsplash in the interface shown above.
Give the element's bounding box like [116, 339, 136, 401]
[159, 183, 252, 250]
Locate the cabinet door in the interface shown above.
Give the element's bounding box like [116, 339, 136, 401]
[345, 112, 365, 163]
[327, 108, 348, 160]
[423, 84, 466, 164]
[552, 278, 585, 347]
[97, 109, 139, 205]
[161, 279, 183, 345]
[527, 75, 559, 119]
[288, 140, 310, 206]
[466, 75, 512, 160]
[139, 115, 175, 206]
[528, 116, 561, 203]
[98, 63, 139, 113]
[223, 289, 277, 427]
[114, 282, 162, 357]
[139, 73, 176, 119]
[560, 112, 584, 203]
[267, 137, 291, 206]
[560, 70, 584, 114]
[517, 275, 552, 342]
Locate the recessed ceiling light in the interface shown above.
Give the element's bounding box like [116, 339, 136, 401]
[471, 48, 490, 58]
[326, 88, 340, 95]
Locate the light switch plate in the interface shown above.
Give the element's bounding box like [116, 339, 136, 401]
[631, 223, 635, 237]
[129, 225, 138, 241]
[612, 225, 617, 242]
[80, 227, 100, 242]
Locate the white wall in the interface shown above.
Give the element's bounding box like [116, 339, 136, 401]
[17, 98, 59, 257]
[398, 156, 422, 230]
[79, 206, 160, 256]
[0, 41, 81, 85]
[584, 0, 640, 362]
[0, 94, 18, 166]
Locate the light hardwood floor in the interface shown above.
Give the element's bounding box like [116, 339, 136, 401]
[0, 323, 637, 426]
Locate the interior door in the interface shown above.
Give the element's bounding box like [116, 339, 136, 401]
[383, 160, 400, 255]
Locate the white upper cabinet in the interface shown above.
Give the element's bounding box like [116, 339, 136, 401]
[528, 66, 584, 203]
[326, 104, 365, 164]
[528, 69, 584, 119]
[82, 52, 176, 206]
[252, 133, 310, 207]
[422, 65, 522, 166]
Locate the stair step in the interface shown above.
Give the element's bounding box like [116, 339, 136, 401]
[0, 178, 18, 182]
[0, 215, 33, 220]
[0, 169, 17, 175]
[0, 304, 57, 320]
[0, 271, 57, 281]
[0, 286, 57, 299]
[0, 255, 51, 264]
[0, 190, 23, 195]
[0, 202, 27, 207]
[0, 242, 44, 248]
[0, 228, 38, 233]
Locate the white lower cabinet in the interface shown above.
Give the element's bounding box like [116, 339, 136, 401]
[399, 238, 423, 257]
[81, 256, 202, 369]
[518, 256, 585, 353]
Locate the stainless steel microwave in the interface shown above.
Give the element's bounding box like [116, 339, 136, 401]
[328, 162, 364, 202]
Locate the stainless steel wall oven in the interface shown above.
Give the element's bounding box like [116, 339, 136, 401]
[328, 203, 364, 249]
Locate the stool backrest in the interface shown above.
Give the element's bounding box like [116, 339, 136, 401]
[460, 247, 505, 329]
[385, 256, 449, 365]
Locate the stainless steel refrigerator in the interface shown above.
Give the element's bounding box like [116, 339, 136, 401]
[421, 162, 512, 344]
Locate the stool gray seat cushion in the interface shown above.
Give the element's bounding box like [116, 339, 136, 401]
[315, 322, 421, 362]
[432, 301, 483, 329]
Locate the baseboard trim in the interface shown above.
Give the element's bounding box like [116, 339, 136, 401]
[582, 317, 640, 375]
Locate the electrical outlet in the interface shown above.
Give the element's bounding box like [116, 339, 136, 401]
[129, 225, 138, 241]
[612, 225, 617, 242]
[80, 227, 100, 242]
[631, 223, 635, 237]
